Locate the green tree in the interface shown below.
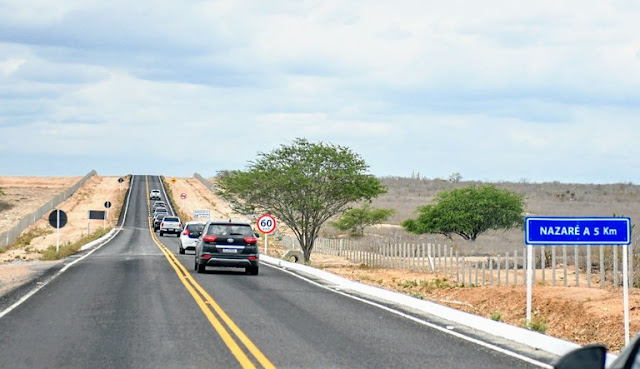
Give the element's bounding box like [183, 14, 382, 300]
[216, 138, 386, 262]
[402, 185, 524, 241]
[331, 203, 395, 236]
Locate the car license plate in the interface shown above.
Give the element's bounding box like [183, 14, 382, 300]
[168, 229, 174, 232]
[221, 248, 237, 253]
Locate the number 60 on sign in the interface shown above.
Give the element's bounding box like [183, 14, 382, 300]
[257, 214, 276, 234]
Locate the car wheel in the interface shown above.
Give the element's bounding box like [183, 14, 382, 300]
[247, 266, 259, 275]
[179, 246, 185, 254]
[160, 231, 164, 236]
[197, 261, 206, 274]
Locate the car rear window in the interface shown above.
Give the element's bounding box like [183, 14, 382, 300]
[206, 224, 253, 237]
[163, 217, 179, 222]
[187, 224, 205, 232]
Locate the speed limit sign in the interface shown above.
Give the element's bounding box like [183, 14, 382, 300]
[257, 214, 276, 234]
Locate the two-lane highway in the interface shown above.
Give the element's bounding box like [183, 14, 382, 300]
[0, 175, 552, 368]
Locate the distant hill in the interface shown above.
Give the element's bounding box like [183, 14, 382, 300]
[356, 177, 640, 254]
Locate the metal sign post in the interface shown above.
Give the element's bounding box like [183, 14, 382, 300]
[525, 217, 631, 343]
[104, 201, 112, 229]
[48, 209, 68, 253]
[623, 243, 630, 344]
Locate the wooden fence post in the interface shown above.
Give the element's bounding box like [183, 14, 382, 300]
[541, 246, 546, 285]
[456, 252, 460, 283]
[497, 254, 501, 286]
[587, 246, 591, 288]
[574, 245, 579, 287]
[614, 245, 619, 287]
[505, 252, 510, 285]
[462, 256, 466, 286]
[475, 261, 479, 286]
[552, 246, 556, 286]
[489, 257, 493, 286]
[513, 253, 517, 285]
[437, 244, 442, 273]
[482, 261, 486, 286]
[600, 245, 605, 288]
[563, 245, 568, 287]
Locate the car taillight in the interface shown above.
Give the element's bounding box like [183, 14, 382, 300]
[248, 256, 258, 261]
[183, 229, 190, 236]
[160, 222, 164, 227]
[202, 254, 212, 260]
[203, 235, 217, 243]
[244, 236, 257, 245]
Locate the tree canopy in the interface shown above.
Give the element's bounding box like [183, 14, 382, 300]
[402, 185, 525, 241]
[216, 138, 386, 261]
[331, 203, 394, 236]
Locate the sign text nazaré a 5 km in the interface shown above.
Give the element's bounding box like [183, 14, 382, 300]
[525, 217, 631, 245]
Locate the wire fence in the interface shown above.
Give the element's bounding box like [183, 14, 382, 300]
[1, 170, 97, 249]
[282, 235, 639, 289]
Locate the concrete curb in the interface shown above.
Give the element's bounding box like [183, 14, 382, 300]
[261, 254, 617, 363]
[80, 228, 119, 251]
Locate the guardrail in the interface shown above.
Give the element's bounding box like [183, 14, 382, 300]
[193, 173, 216, 193]
[1, 170, 97, 249]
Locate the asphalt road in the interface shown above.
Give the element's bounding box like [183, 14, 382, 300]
[0, 175, 553, 368]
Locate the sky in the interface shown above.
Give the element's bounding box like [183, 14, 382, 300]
[1, 1, 639, 184]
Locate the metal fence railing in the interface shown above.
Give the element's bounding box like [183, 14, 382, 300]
[193, 173, 216, 193]
[1, 170, 97, 249]
[284, 235, 639, 289]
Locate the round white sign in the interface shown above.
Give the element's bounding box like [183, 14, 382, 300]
[257, 214, 276, 234]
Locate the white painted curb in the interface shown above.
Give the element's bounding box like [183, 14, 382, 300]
[261, 254, 618, 364]
[80, 228, 118, 251]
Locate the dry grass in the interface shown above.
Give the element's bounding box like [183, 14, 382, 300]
[350, 177, 640, 255]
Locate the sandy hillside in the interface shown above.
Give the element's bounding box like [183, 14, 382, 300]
[0, 176, 81, 232]
[0, 175, 129, 294]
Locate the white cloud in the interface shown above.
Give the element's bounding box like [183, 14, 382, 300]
[0, 0, 639, 182]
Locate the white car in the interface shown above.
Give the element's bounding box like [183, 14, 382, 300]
[149, 189, 161, 200]
[179, 221, 206, 254]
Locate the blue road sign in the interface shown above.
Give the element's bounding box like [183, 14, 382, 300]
[525, 217, 631, 245]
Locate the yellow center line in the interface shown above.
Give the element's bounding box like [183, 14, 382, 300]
[144, 176, 275, 369]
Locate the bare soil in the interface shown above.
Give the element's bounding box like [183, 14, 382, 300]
[0, 175, 129, 294]
[0, 175, 636, 352]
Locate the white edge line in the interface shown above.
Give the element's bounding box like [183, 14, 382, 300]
[157, 175, 175, 216]
[0, 175, 135, 320]
[262, 261, 554, 369]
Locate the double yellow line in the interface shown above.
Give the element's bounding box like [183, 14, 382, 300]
[145, 176, 275, 369]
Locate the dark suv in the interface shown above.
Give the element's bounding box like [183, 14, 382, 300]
[194, 220, 259, 275]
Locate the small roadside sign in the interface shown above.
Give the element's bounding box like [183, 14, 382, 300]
[88, 210, 105, 220]
[525, 216, 632, 345]
[256, 214, 276, 254]
[49, 210, 67, 229]
[118, 177, 124, 183]
[171, 178, 177, 184]
[525, 217, 631, 245]
[180, 193, 187, 200]
[193, 209, 210, 219]
[104, 201, 112, 209]
[257, 214, 276, 234]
